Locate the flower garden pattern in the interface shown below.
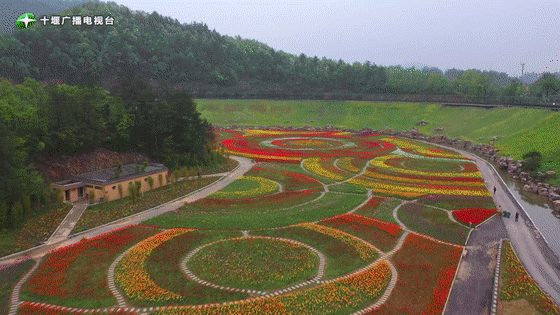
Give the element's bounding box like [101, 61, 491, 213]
[14, 130, 503, 314]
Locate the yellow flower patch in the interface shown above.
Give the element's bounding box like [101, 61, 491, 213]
[337, 157, 361, 173]
[116, 228, 194, 302]
[363, 170, 486, 187]
[385, 138, 465, 159]
[303, 157, 346, 181]
[369, 155, 483, 178]
[211, 176, 279, 198]
[348, 178, 492, 197]
[297, 222, 378, 260]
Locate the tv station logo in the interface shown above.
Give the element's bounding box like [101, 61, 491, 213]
[16, 13, 115, 29]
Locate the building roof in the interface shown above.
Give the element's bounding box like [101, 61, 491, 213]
[71, 163, 168, 186]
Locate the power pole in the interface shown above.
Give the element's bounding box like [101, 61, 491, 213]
[521, 63, 525, 77]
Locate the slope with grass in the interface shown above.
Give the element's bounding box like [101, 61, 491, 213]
[199, 99, 560, 182]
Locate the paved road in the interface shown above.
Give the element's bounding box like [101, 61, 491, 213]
[0, 155, 255, 268]
[418, 140, 560, 309]
[445, 215, 508, 315]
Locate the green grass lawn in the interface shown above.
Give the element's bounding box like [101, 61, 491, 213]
[400, 158, 463, 172]
[355, 197, 402, 225]
[216, 178, 261, 193]
[0, 259, 34, 315]
[397, 203, 470, 245]
[143, 193, 366, 230]
[198, 99, 560, 184]
[416, 196, 496, 211]
[72, 177, 218, 234]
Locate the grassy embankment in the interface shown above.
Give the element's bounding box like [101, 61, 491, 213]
[197, 99, 560, 186]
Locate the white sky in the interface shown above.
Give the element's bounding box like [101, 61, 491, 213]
[99, 1, 560, 77]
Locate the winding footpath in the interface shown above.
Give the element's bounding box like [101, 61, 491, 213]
[415, 140, 560, 310]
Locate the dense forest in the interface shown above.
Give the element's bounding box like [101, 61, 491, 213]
[2, 1, 560, 105]
[0, 76, 217, 230]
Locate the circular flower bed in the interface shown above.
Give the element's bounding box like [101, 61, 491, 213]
[220, 130, 396, 163]
[187, 237, 319, 291]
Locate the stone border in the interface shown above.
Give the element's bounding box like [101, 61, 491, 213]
[490, 238, 505, 315]
[8, 258, 43, 315]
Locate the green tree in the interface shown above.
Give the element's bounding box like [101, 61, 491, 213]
[11, 201, 22, 229]
[533, 73, 560, 98]
[453, 70, 494, 98]
[500, 80, 522, 104]
[22, 195, 31, 222]
[128, 183, 136, 203]
[522, 151, 542, 173]
[89, 190, 95, 204]
[0, 201, 7, 230]
[135, 180, 142, 196]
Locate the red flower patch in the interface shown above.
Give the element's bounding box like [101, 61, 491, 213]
[452, 208, 497, 226]
[321, 213, 402, 237]
[25, 225, 158, 300]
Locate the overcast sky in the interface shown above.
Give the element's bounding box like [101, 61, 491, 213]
[27, 0, 560, 77]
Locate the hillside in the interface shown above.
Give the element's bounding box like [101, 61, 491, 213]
[3, 1, 560, 105]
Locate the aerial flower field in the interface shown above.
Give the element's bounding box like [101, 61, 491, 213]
[15, 129, 505, 314]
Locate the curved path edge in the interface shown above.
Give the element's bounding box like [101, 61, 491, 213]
[413, 139, 560, 307]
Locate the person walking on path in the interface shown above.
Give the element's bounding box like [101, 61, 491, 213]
[515, 212, 519, 222]
[493, 186, 497, 194]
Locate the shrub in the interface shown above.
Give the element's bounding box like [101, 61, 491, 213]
[128, 183, 136, 203]
[158, 174, 163, 186]
[147, 176, 154, 190]
[89, 190, 96, 204]
[135, 180, 142, 196]
[118, 184, 123, 199]
[522, 151, 542, 172]
[55, 189, 64, 204]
